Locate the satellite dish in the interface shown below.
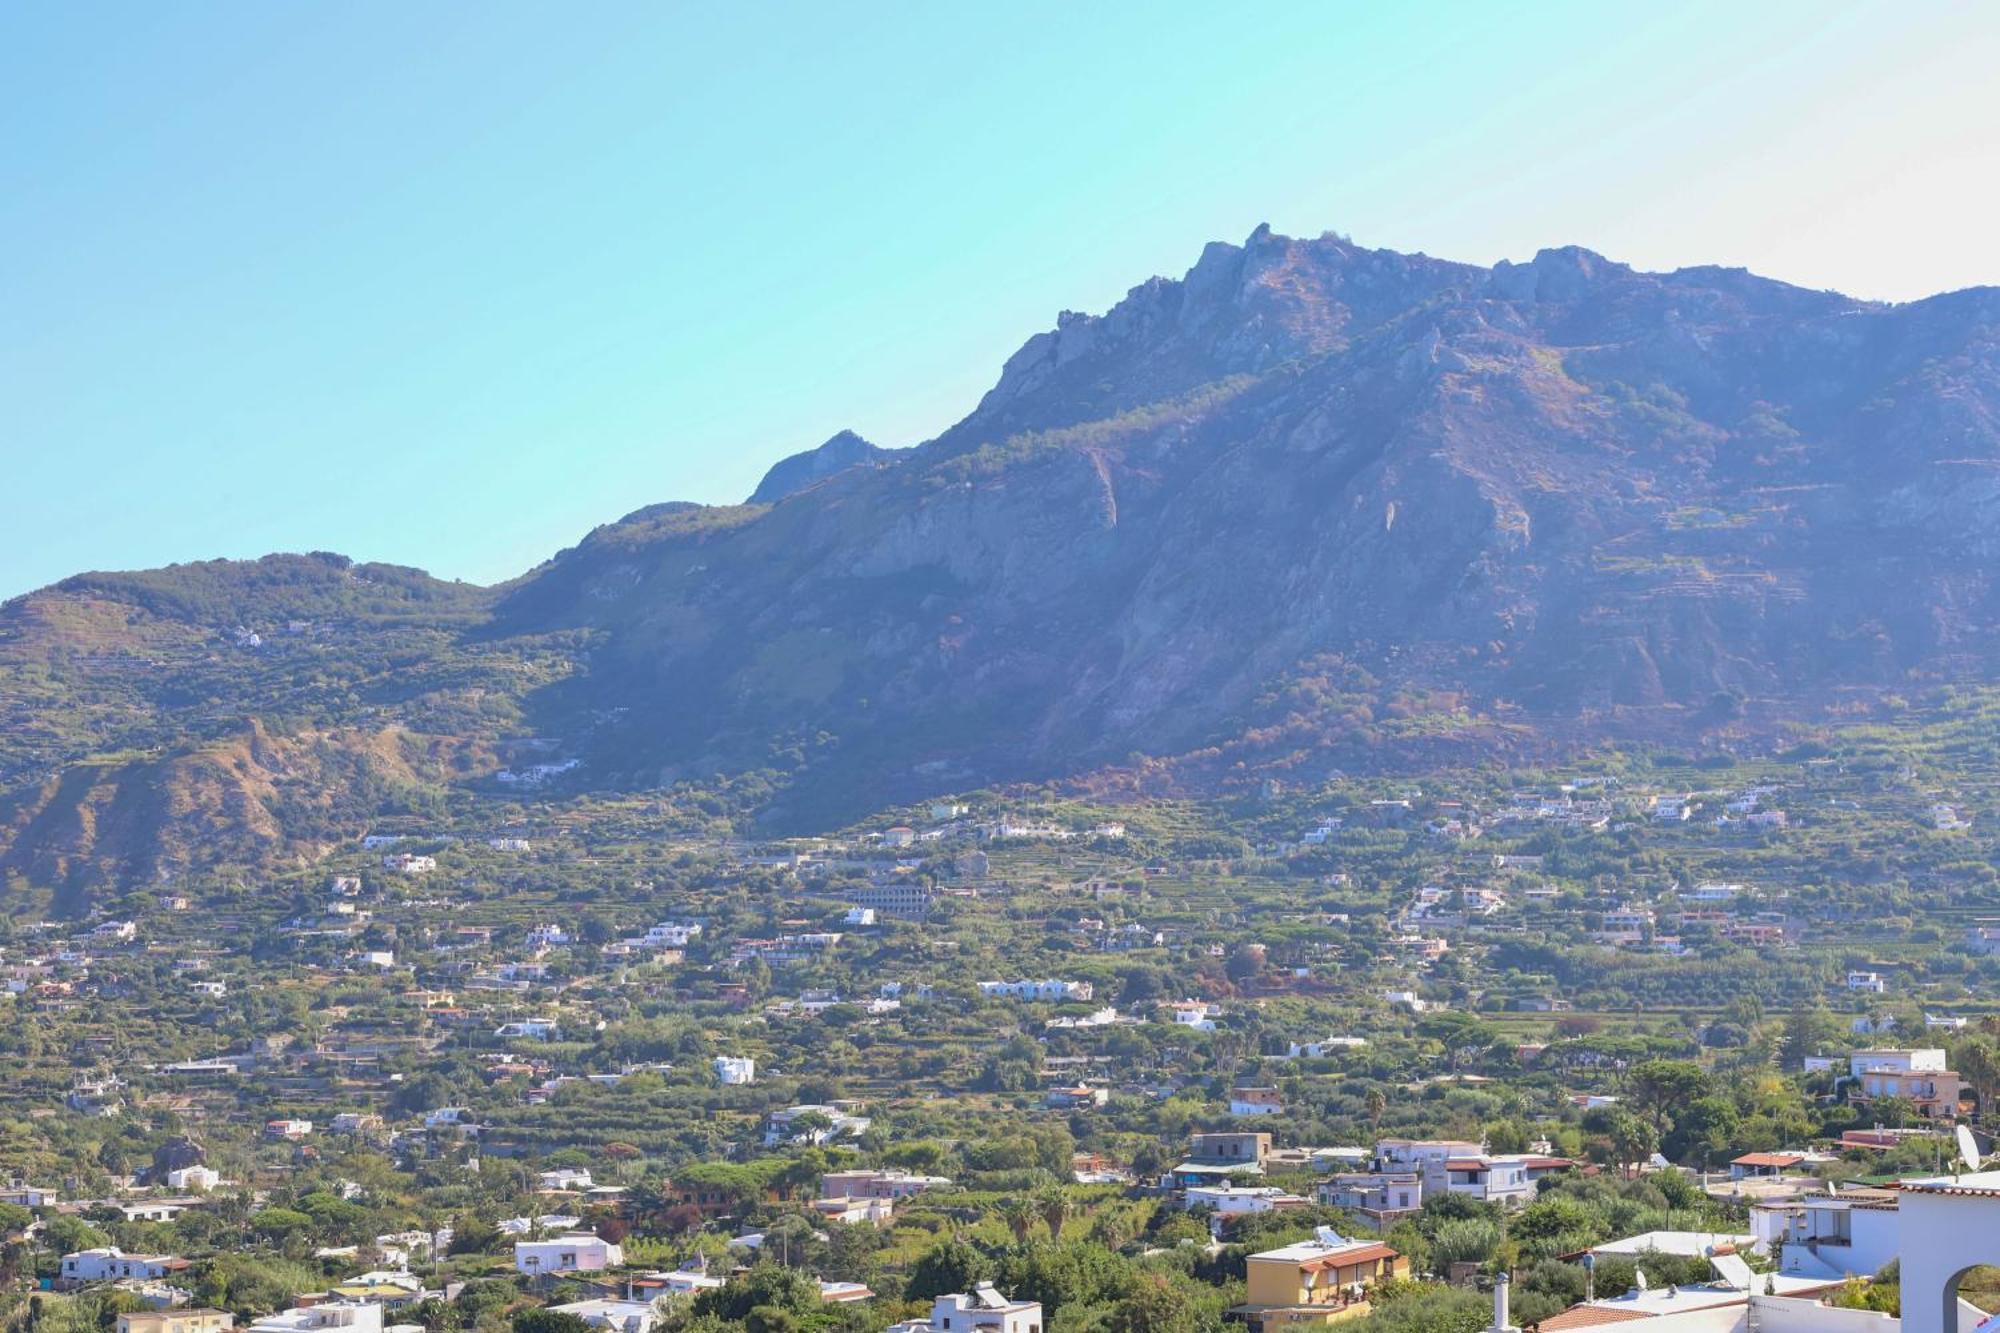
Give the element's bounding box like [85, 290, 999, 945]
[1956, 1125, 1983, 1172]
[1635, 1270, 1650, 1293]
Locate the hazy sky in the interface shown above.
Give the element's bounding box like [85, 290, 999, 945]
[5, 2, 1998, 599]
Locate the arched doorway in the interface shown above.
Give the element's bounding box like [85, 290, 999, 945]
[1897, 1174, 2000, 1333]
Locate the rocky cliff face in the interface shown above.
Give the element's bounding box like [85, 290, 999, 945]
[9, 226, 2000, 875]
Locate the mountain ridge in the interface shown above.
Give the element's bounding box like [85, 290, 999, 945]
[9, 225, 2000, 890]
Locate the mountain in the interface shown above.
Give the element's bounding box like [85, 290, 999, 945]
[8, 226, 2000, 888]
[747, 430, 891, 504]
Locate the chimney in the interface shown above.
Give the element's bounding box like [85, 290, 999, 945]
[1493, 1272, 1519, 1333]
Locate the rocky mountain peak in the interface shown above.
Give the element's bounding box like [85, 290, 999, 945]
[747, 429, 889, 505]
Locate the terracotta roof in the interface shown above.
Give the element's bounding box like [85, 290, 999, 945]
[1535, 1307, 1655, 1332]
[1731, 1153, 1804, 1168]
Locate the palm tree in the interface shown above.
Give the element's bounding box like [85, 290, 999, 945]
[1365, 1088, 1387, 1131]
[997, 1198, 1038, 1246]
[1036, 1186, 1071, 1241]
[1954, 1035, 2000, 1119]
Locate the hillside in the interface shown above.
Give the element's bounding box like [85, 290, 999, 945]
[8, 226, 2000, 887]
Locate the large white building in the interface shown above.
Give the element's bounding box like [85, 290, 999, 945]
[714, 1056, 756, 1085]
[514, 1233, 624, 1276]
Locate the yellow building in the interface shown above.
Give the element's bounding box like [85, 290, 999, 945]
[117, 1312, 234, 1333]
[1236, 1236, 1407, 1333]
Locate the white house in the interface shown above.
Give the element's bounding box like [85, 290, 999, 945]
[499, 1215, 581, 1236]
[247, 1304, 383, 1333]
[979, 979, 1094, 1002]
[496, 1019, 561, 1041]
[891, 1286, 1042, 1333]
[649, 1265, 726, 1296]
[1376, 1139, 1485, 1173]
[537, 1168, 594, 1191]
[807, 1191, 894, 1225]
[642, 922, 702, 949]
[1229, 1087, 1284, 1116]
[1165, 1001, 1221, 1031]
[1848, 971, 1889, 994]
[1288, 1036, 1368, 1058]
[1184, 1185, 1307, 1217]
[381, 853, 436, 875]
[515, 1233, 623, 1275]
[1318, 1172, 1423, 1222]
[1850, 1049, 1948, 1077]
[820, 1169, 952, 1200]
[60, 1248, 186, 1286]
[549, 1302, 656, 1333]
[166, 1165, 221, 1191]
[763, 1104, 871, 1146]
[1773, 1189, 1902, 1279]
[714, 1056, 756, 1085]
[1432, 1154, 1534, 1206]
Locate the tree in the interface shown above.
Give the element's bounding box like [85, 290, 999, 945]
[1429, 1219, 1502, 1270]
[692, 1265, 821, 1324]
[1108, 1273, 1205, 1333]
[907, 1238, 989, 1301]
[1607, 1111, 1660, 1178]
[1485, 1120, 1530, 1155]
[1954, 1035, 2000, 1116]
[1365, 1088, 1388, 1131]
[1781, 1005, 1840, 1070]
[1625, 1061, 1710, 1137]
[512, 1314, 591, 1333]
[1663, 1095, 1739, 1167]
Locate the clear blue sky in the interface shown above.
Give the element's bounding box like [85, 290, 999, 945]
[5, 2, 1997, 600]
